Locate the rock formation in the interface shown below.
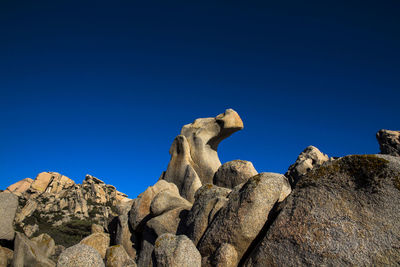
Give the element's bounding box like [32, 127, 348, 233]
[377, 129, 400, 156]
[2, 110, 400, 267]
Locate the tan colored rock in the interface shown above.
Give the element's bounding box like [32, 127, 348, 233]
[31, 172, 75, 193]
[13, 232, 55, 267]
[5, 178, 33, 196]
[213, 160, 258, 189]
[377, 129, 400, 156]
[146, 207, 190, 237]
[0, 246, 13, 267]
[105, 245, 136, 267]
[112, 214, 137, 260]
[80, 232, 110, 259]
[0, 192, 18, 240]
[57, 243, 104, 267]
[15, 198, 38, 223]
[91, 224, 104, 234]
[212, 243, 238, 267]
[129, 180, 179, 231]
[154, 233, 201, 267]
[32, 233, 56, 258]
[198, 173, 291, 262]
[150, 190, 192, 217]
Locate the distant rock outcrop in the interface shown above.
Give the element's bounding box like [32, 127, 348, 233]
[377, 129, 400, 157]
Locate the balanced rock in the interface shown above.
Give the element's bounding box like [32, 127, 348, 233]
[0, 192, 18, 241]
[285, 145, 330, 187]
[57, 244, 104, 267]
[244, 155, 400, 266]
[162, 109, 243, 201]
[105, 245, 136, 267]
[80, 232, 110, 259]
[377, 129, 400, 156]
[197, 173, 291, 263]
[154, 233, 201, 267]
[13, 232, 55, 267]
[5, 178, 33, 196]
[213, 160, 258, 189]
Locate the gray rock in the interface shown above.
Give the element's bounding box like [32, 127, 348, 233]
[198, 173, 291, 262]
[150, 190, 192, 217]
[0, 192, 18, 241]
[31, 233, 55, 258]
[111, 214, 137, 260]
[185, 184, 231, 245]
[244, 155, 400, 266]
[377, 129, 400, 156]
[285, 145, 330, 187]
[211, 243, 238, 267]
[13, 232, 56, 267]
[80, 232, 110, 259]
[0, 246, 13, 267]
[154, 233, 201, 267]
[57, 243, 105, 267]
[105, 245, 136, 267]
[213, 160, 258, 189]
[146, 207, 190, 238]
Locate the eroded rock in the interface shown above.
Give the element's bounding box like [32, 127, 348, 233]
[57, 243, 105, 267]
[213, 160, 258, 189]
[105, 245, 136, 267]
[377, 129, 400, 156]
[80, 232, 110, 259]
[13, 232, 55, 267]
[0, 192, 18, 241]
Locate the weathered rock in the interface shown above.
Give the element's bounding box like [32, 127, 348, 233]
[0, 246, 13, 267]
[14, 198, 37, 223]
[150, 190, 192, 217]
[377, 129, 400, 156]
[31, 172, 75, 193]
[162, 135, 202, 202]
[105, 245, 136, 267]
[91, 224, 104, 234]
[211, 243, 238, 267]
[213, 160, 258, 189]
[23, 223, 39, 238]
[154, 233, 201, 267]
[146, 207, 190, 238]
[57, 243, 105, 267]
[198, 173, 291, 262]
[31, 233, 55, 258]
[129, 180, 179, 231]
[80, 232, 110, 259]
[109, 214, 137, 260]
[285, 145, 330, 187]
[185, 184, 231, 245]
[162, 109, 244, 200]
[13, 232, 55, 267]
[0, 192, 18, 241]
[5, 178, 33, 196]
[244, 155, 400, 266]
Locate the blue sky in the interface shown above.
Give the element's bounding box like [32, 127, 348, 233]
[1, 1, 399, 198]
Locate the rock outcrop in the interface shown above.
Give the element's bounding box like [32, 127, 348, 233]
[0, 192, 18, 241]
[377, 129, 400, 156]
[285, 145, 330, 187]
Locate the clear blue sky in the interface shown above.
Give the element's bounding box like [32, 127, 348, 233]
[1, 1, 399, 198]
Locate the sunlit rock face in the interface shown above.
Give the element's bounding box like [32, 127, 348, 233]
[162, 109, 244, 202]
[377, 129, 400, 157]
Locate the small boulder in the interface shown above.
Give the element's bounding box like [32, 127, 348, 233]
[285, 145, 330, 187]
[213, 160, 258, 189]
[31, 233, 55, 258]
[154, 233, 201, 267]
[80, 232, 110, 259]
[13, 232, 55, 267]
[150, 190, 192, 217]
[0, 192, 18, 241]
[377, 129, 400, 156]
[105, 245, 136, 267]
[57, 244, 105, 267]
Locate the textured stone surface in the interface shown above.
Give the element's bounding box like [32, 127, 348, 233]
[105, 245, 136, 267]
[13, 232, 56, 267]
[285, 145, 330, 187]
[57, 244, 104, 267]
[0, 246, 13, 267]
[146, 207, 190, 238]
[91, 224, 104, 234]
[150, 190, 192, 217]
[377, 129, 400, 156]
[109, 214, 137, 260]
[31, 172, 75, 193]
[198, 172, 291, 262]
[154, 233, 201, 267]
[31, 233, 56, 258]
[185, 184, 231, 245]
[80, 232, 110, 259]
[0, 192, 18, 241]
[213, 160, 258, 189]
[244, 155, 400, 266]
[5, 178, 33, 196]
[211, 243, 238, 267]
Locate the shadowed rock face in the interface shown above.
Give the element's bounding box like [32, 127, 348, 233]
[162, 109, 243, 201]
[377, 129, 400, 157]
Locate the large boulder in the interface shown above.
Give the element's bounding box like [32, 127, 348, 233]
[31, 233, 55, 258]
[150, 190, 192, 217]
[154, 233, 201, 267]
[377, 129, 400, 156]
[13, 232, 55, 267]
[105, 245, 136, 267]
[213, 160, 258, 189]
[244, 155, 400, 266]
[57, 243, 105, 267]
[162, 109, 244, 200]
[185, 184, 231, 245]
[80, 232, 110, 259]
[146, 207, 190, 238]
[197, 173, 291, 263]
[285, 145, 330, 187]
[5, 178, 33, 196]
[0, 192, 18, 241]
[31, 172, 75, 193]
[109, 214, 137, 260]
[0, 246, 13, 267]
